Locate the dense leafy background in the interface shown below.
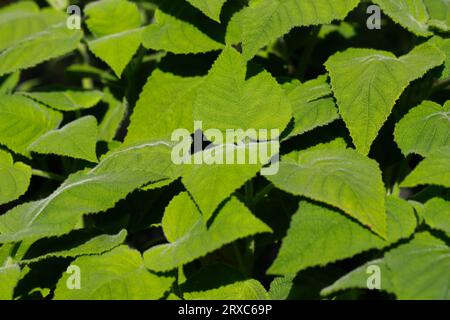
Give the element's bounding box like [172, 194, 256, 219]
[0, 0, 449, 300]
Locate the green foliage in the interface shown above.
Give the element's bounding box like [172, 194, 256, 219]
[0, 0, 449, 301]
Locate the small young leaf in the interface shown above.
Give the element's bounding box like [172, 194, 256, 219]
[372, 0, 431, 36]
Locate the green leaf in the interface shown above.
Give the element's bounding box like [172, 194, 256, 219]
[325, 43, 445, 155]
[143, 194, 271, 272]
[88, 28, 144, 78]
[125, 70, 203, 145]
[0, 94, 62, 155]
[0, 72, 20, 94]
[85, 0, 141, 37]
[321, 259, 396, 296]
[422, 197, 450, 234]
[161, 192, 199, 243]
[21, 90, 103, 111]
[98, 89, 127, 142]
[267, 142, 387, 236]
[28, 116, 99, 163]
[0, 150, 31, 205]
[21, 229, 127, 263]
[268, 275, 296, 300]
[401, 146, 450, 188]
[384, 232, 450, 299]
[181, 142, 275, 221]
[184, 279, 269, 300]
[283, 76, 339, 139]
[186, 0, 228, 22]
[0, 142, 177, 243]
[431, 37, 450, 79]
[0, 23, 82, 77]
[0, 2, 65, 52]
[142, 9, 223, 54]
[372, 0, 431, 36]
[424, 0, 450, 32]
[0, 264, 20, 300]
[394, 100, 450, 157]
[238, 0, 360, 59]
[268, 196, 416, 274]
[54, 245, 174, 299]
[194, 47, 292, 137]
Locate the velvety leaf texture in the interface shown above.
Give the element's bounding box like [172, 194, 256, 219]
[144, 194, 271, 272]
[54, 245, 174, 299]
[267, 142, 387, 236]
[1, 0, 449, 302]
[325, 43, 445, 155]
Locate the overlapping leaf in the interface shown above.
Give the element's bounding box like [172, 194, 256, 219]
[0, 142, 177, 243]
[181, 142, 277, 221]
[21, 229, 127, 263]
[194, 47, 292, 138]
[283, 76, 339, 139]
[325, 43, 445, 155]
[422, 197, 450, 234]
[54, 245, 174, 299]
[21, 90, 103, 111]
[0, 150, 32, 205]
[267, 141, 387, 236]
[394, 100, 450, 157]
[0, 22, 82, 77]
[186, 0, 228, 22]
[268, 196, 416, 274]
[28, 116, 99, 163]
[401, 146, 450, 188]
[86, 0, 143, 77]
[0, 94, 62, 155]
[142, 9, 223, 54]
[125, 70, 204, 145]
[185, 280, 268, 300]
[144, 194, 271, 271]
[372, 0, 431, 36]
[235, 0, 360, 59]
[324, 232, 450, 299]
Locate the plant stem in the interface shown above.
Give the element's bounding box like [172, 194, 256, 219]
[32, 169, 65, 182]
